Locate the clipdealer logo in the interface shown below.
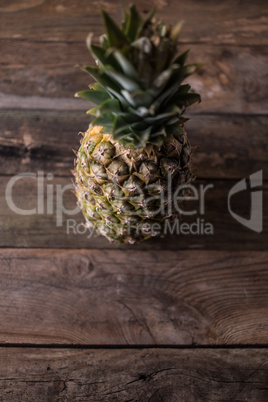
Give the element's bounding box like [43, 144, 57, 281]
[4, 170, 263, 235]
[5, 172, 80, 226]
[228, 170, 263, 233]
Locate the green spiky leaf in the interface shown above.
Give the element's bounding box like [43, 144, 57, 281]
[144, 106, 181, 125]
[104, 69, 141, 92]
[173, 49, 189, 66]
[171, 21, 184, 43]
[101, 10, 129, 48]
[125, 4, 142, 41]
[121, 89, 153, 108]
[92, 113, 115, 127]
[75, 90, 110, 104]
[178, 84, 191, 93]
[171, 92, 201, 107]
[82, 65, 121, 93]
[97, 98, 122, 114]
[111, 50, 138, 79]
[76, 5, 201, 148]
[90, 44, 111, 67]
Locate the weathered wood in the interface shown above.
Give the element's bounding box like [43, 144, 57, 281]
[0, 249, 267, 345]
[0, 0, 267, 45]
[1, 175, 267, 249]
[0, 110, 267, 179]
[1, 41, 267, 114]
[0, 110, 85, 177]
[0, 348, 267, 401]
[0, 0, 267, 395]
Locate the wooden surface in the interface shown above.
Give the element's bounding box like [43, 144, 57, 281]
[0, 348, 267, 401]
[0, 249, 267, 345]
[0, 0, 268, 400]
[1, 175, 267, 249]
[1, 110, 267, 179]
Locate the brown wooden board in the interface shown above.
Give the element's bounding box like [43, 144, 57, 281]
[0, 0, 267, 45]
[0, 110, 267, 179]
[0, 348, 267, 401]
[1, 42, 267, 114]
[0, 0, 267, 396]
[1, 175, 267, 250]
[0, 249, 267, 345]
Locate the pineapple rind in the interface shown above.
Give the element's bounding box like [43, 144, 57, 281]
[75, 125, 193, 243]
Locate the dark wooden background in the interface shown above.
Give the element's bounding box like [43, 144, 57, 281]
[0, 0, 268, 400]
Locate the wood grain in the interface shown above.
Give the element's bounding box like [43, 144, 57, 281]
[0, 249, 267, 345]
[0, 0, 267, 45]
[1, 175, 267, 250]
[1, 41, 267, 114]
[1, 110, 267, 179]
[0, 0, 267, 394]
[0, 348, 267, 401]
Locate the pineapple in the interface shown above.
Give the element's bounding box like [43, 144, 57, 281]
[74, 5, 201, 243]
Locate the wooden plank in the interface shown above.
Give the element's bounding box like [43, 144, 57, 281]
[1, 175, 267, 249]
[0, 110, 267, 179]
[0, 348, 267, 400]
[0, 249, 267, 345]
[1, 42, 267, 114]
[0, 0, 267, 45]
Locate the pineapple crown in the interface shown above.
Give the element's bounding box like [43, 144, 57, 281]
[76, 5, 201, 148]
